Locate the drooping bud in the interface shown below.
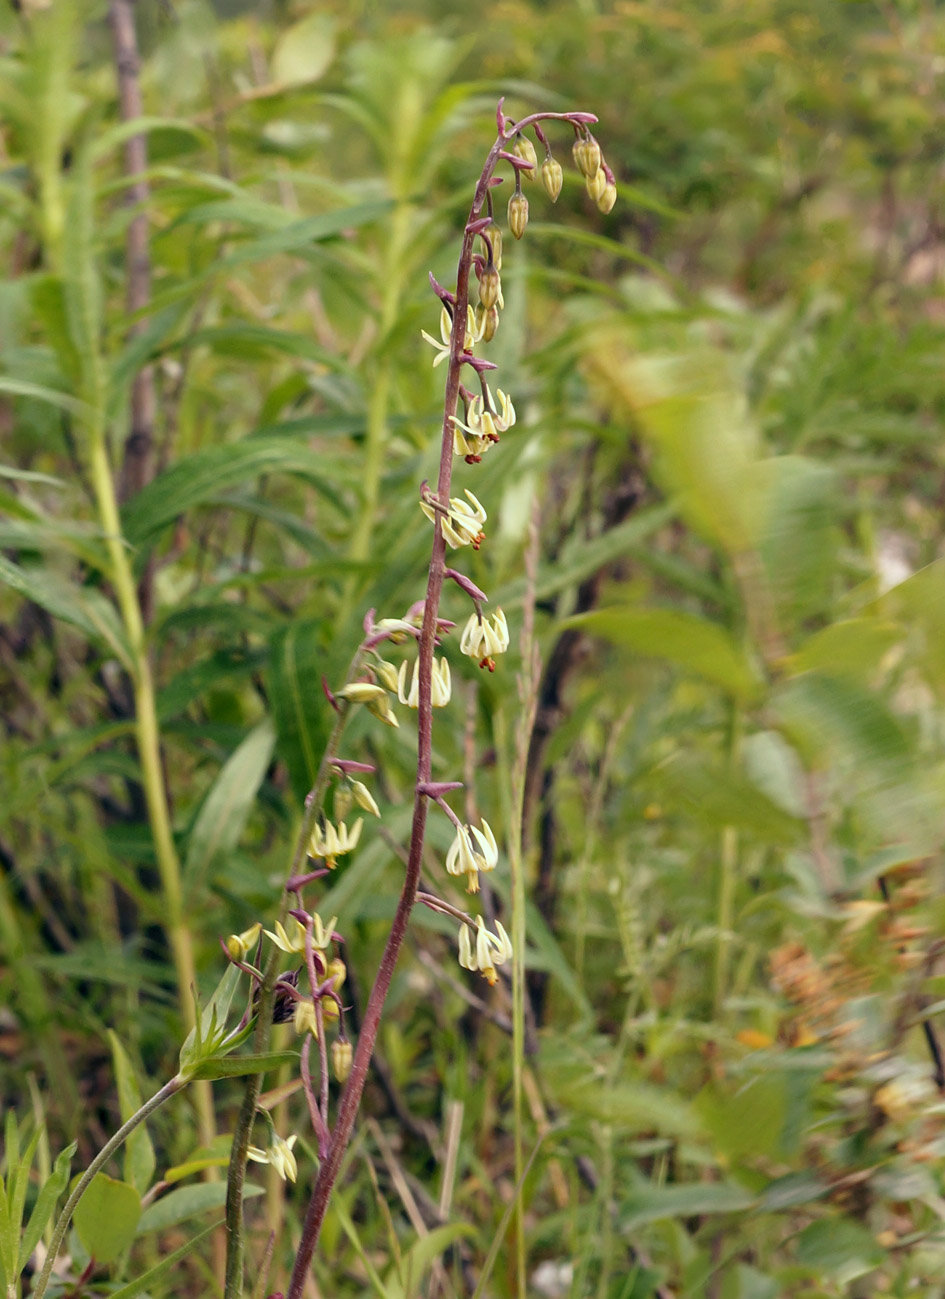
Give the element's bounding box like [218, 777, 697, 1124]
[478, 264, 501, 311]
[597, 180, 617, 214]
[476, 304, 499, 342]
[331, 1039, 353, 1083]
[508, 191, 529, 240]
[293, 1000, 318, 1037]
[511, 132, 538, 177]
[572, 133, 592, 177]
[540, 156, 563, 203]
[374, 658, 399, 692]
[585, 169, 607, 202]
[350, 779, 380, 817]
[486, 224, 503, 271]
[327, 957, 347, 991]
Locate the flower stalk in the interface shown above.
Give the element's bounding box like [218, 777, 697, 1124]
[283, 100, 605, 1298]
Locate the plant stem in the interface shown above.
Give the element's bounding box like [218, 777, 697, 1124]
[31, 1077, 185, 1299]
[224, 674, 359, 1298]
[285, 107, 598, 1296]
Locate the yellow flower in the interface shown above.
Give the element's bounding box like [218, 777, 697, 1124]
[460, 609, 509, 670]
[420, 489, 487, 549]
[458, 917, 513, 985]
[247, 1133, 298, 1183]
[421, 305, 483, 366]
[396, 656, 451, 708]
[308, 819, 362, 866]
[225, 922, 261, 960]
[446, 819, 498, 893]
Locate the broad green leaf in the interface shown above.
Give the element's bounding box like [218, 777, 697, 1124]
[0, 375, 89, 416]
[649, 753, 804, 842]
[121, 434, 344, 549]
[790, 618, 902, 683]
[586, 343, 763, 554]
[186, 1048, 300, 1082]
[697, 1070, 814, 1164]
[108, 1031, 156, 1196]
[402, 1222, 478, 1293]
[267, 619, 332, 803]
[877, 558, 945, 693]
[272, 12, 337, 86]
[89, 116, 207, 164]
[137, 1181, 261, 1235]
[794, 1218, 885, 1284]
[72, 1173, 141, 1264]
[564, 605, 761, 701]
[183, 718, 275, 890]
[0, 556, 132, 670]
[557, 1079, 701, 1138]
[620, 1182, 755, 1230]
[108, 1220, 220, 1299]
[755, 456, 839, 621]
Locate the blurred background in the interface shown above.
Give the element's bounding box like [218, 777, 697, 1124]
[4, 1, 945, 1295]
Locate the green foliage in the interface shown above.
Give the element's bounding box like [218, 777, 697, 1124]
[4, 0, 945, 1295]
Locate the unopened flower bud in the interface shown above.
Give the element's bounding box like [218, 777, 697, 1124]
[331, 1038, 353, 1083]
[226, 922, 261, 960]
[336, 682, 388, 704]
[572, 134, 592, 177]
[597, 181, 617, 214]
[294, 1000, 318, 1037]
[374, 659, 400, 692]
[585, 168, 607, 202]
[508, 192, 528, 240]
[486, 224, 503, 271]
[540, 156, 563, 202]
[511, 132, 538, 177]
[327, 957, 347, 991]
[351, 780, 380, 817]
[476, 304, 499, 342]
[478, 265, 501, 310]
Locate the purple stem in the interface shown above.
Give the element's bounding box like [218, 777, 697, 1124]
[285, 105, 596, 1298]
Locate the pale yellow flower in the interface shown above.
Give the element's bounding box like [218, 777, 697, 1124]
[396, 656, 451, 708]
[446, 819, 498, 893]
[458, 917, 513, 985]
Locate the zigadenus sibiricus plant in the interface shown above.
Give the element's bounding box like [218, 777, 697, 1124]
[22, 99, 614, 1299]
[259, 98, 616, 1299]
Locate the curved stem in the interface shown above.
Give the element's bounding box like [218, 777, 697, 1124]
[224, 657, 361, 1299]
[285, 107, 598, 1297]
[32, 1077, 185, 1299]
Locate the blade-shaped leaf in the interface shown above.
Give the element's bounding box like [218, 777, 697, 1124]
[183, 719, 275, 890]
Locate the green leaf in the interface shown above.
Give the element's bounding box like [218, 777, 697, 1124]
[0, 556, 132, 670]
[89, 116, 208, 164]
[18, 1140, 75, 1274]
[271, 12, 337, 86]
[564, 606, 762, 701]
[72, 1173, 141, 1264]
[108, 1220, 220, 1299]
[402, 1222, 478, 1292]
[108, 1031, 156, 1196]
[121, 434, 343, 549]
[137, 1181, 261, 1235]
[755, 457, 839, 621]
[794, 1217, 885, 1284]
[186, 1048, 300, 1082]
[0, 376, 90, 416]
[267, 619, 332, 802]
[556, 1080, 701, 1139]
[620, 1181, 755, 1230]
[649, 753, 804, 843]
[183, 719, 275, 891]
[790, 618, 902, 683]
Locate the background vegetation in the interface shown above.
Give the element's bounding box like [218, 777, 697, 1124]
[3, 1, 945, 1295]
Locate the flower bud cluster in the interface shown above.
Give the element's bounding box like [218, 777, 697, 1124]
[572, 127, 617, 214]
